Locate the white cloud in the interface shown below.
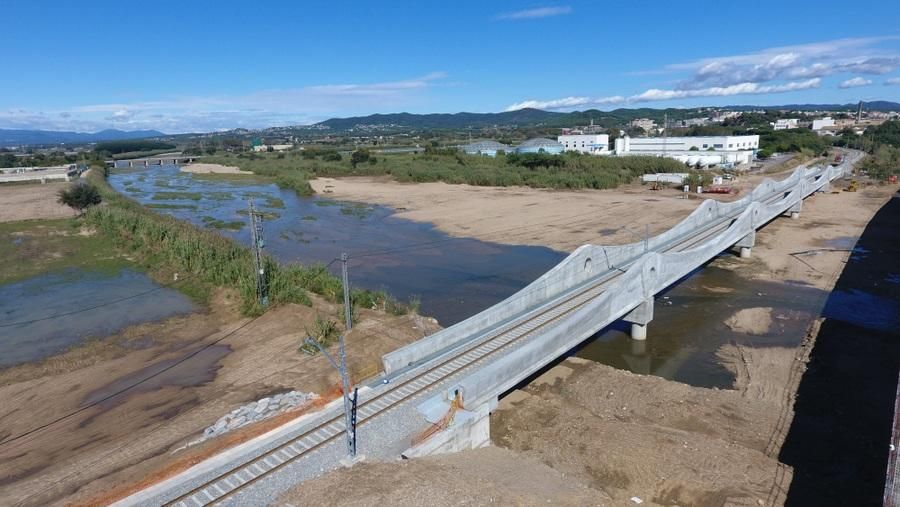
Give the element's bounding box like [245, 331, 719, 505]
[664, 36, 900, 90]
[505, 95, 624, 111]
[883, 77, 900, 85]
[497, 6, 571, 20]
[838, 77, 873, 88]
[505, 79, 821, 111]
[630, 78, 821, 102]
[0, 72, 448, 133]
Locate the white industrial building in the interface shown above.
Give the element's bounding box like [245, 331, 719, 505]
[773, 118, 799, 130]
[613, 135, 759, 167]
[557, 134, 610, 155]
[811, 117, 836, 131]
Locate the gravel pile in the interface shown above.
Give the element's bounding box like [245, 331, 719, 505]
[202, 391, 319, 440]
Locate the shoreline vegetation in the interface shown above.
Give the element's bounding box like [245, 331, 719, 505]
[200, 149, 691, 198]
[84, 168, 418, 317]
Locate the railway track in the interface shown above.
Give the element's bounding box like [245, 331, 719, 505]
[163, 178, 821, 507]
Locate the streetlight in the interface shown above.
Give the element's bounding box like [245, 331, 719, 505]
[303, 334, 360, 463]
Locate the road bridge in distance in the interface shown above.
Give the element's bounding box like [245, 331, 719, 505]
[107, 155, 198, 169]
[116, 151, 861, 507]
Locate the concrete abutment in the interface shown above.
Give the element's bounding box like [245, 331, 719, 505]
[623, 298, 654, 341]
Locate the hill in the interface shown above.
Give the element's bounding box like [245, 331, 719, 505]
[312, 102, 900, 132]
[0, 128, 165, 147]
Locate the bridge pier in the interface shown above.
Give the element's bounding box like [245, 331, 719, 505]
[735, 230, 756, 259]
[786, 200, 802, 219]
[623, 298, 654, 341]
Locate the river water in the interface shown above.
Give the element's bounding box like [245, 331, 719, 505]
[108, 165, 565, 325]
[0, 267, 197, 368]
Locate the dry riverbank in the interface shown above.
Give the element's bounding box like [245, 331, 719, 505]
[310, 168, 819, 252]
[180, 162, 252, 174]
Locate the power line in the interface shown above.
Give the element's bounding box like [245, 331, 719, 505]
[0, 311, 264, 448]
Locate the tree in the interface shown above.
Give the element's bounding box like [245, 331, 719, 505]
[350, 149, 370, 167]
[58, 182, 102, 215]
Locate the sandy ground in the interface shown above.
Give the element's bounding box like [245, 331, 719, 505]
[0, 181, 77, 222]
[180, 162, 252, 174]
[311, 167, 806, 253]
[0, 288, 440, 506]
[283, 174, 897, 505]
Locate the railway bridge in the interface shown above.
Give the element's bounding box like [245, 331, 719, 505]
[116, 153, 859, 506]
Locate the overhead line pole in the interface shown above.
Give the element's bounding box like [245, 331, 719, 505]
[342, 252, 352, 330]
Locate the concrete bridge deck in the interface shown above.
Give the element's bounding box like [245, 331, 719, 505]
[108, 155, 197, 168]
[115, 153, 860, 506]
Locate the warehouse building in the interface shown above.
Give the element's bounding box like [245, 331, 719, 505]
[461, 140, 511, 157]
[515, 138, 565, 155]
[613, 134, 759, 166]
[557, 134, 610, 155]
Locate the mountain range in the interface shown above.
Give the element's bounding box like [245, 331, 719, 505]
[0, 128, 165, 147]
[314, 101, 900, 132]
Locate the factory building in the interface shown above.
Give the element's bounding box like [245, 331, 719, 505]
[557, 134, 610, 155]
[515, 138, 565, 155]
[461, 140, 511, 157]
[613, 135, 759, 166]
[773, 118, 799, 130]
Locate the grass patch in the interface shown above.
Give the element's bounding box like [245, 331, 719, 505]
[201, 216, 245, 231]
[339, 203, 374, 219]
[152, 191, 202, 201]
[0, 218, 129, 286]
[236, 209, 281, 220]
[145, 203, 199, 210]
[264, 196, 285, 209]
[301, 215, 317, 221]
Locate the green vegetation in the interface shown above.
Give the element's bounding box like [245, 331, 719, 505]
[57, 182, 102, 215]
[144, 203, 199, 210]
[858, 120, 900, 181]
[203, 148, 687, 197]
[94, 140, 176, 155]
[82, 170, 417, 317]
[152, 191, 203, 201]
[299, 315, 340, 354]
[301, 215, 317, 221]
[0, 218, 127, 286]
[264, 196, 285, 209]
[201, 216, 245, 231]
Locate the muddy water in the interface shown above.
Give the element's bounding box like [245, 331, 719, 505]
[0, 268, 197, 368]
[109, 165, 564, 325]
[576, 263, 832, 388]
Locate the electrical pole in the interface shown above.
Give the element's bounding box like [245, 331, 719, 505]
[304, 334, 358, 459]
[341, 252, 352, 330]
[248, 200, 268, 308]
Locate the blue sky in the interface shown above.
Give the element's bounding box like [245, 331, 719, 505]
[2, 0, 900, 133]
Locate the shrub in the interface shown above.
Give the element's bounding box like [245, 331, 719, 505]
[58, 182, 102, 214]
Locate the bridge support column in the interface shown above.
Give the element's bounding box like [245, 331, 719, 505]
[819, 181, 831, 193]
[623, 298, 654, 341]
[786, 200, 801, 219]
[735, 231, 756, 259]
[129, 161, 133, 168]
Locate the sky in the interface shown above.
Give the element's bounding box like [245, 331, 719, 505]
[2, 0, 900, 134]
